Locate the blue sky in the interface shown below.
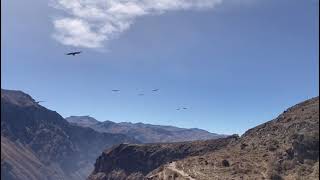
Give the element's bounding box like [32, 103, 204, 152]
[1, 0, 319, 135]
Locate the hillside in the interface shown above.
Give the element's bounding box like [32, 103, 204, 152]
[1, 136, 59, 180]
[66, 116, 226, 143]
[88, 135, 238, 180]
[1, 89, 138, 180]
[89, 97, 319, 180]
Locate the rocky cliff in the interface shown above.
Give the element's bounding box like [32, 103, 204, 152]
[88, 135, 238, 180]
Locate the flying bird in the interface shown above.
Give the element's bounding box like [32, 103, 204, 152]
[65, 51, 82, 56]
[152, 89, 159, 92]
[182, 107, 188, 110]
[112, 90, 120, 92]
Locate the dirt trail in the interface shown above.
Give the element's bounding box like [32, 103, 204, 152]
[167, 162, 196, 180]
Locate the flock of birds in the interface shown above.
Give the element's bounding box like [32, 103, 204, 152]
[111, 88, 188, 111]
[63, 51, 188, 111]
[111, 88, 158, 96]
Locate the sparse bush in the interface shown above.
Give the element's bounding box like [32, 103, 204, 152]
[222, 160, 230, 167]
[282, 160, 295, 171]
[268, 145, 277, 152]
[240, 143, 248, 150]
[270, 173, 283, 180]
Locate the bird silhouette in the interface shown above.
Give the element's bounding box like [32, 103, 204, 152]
[65, 51, 82, 56]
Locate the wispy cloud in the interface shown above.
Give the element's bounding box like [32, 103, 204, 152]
[51, 0, 224, 48]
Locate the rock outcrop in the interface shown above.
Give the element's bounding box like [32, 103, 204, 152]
[88, 135, 238, 180]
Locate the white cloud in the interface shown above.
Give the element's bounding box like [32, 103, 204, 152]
[53, 18, 106, 48]
[51, 0, 224, 48]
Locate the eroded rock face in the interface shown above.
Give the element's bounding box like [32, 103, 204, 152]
[89, 97, 319, 180]
[1, 89, 138, 180]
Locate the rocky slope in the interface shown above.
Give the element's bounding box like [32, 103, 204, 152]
[1, 136, 59, 180]
[89, 97, 319, 180]
[149, 97, 320, 180]
[88, 135, 239, 180]
[66, 116, 226, 143]
[1, 89, 138, 180]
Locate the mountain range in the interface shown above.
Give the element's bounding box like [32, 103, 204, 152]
[1, 89, 225, 180]
[66, 116, 226, 143]
[1, 89, 318, 180]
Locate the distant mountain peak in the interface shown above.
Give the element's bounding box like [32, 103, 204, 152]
[66, 116, 100, 126]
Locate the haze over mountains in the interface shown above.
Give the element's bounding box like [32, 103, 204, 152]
[66, 116, 226, 143]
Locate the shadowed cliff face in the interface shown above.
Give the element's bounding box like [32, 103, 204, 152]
[89, 97, 319, 180]
[66, 116, 226, 143]
[1, 89, 139, 180]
